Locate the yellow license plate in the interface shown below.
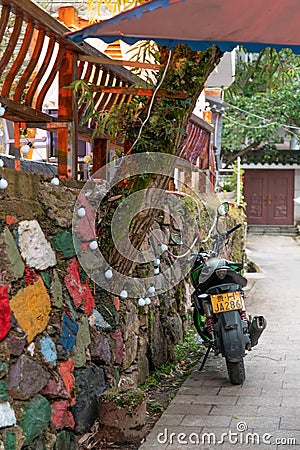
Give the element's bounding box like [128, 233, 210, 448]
[210, 291, 243, 314]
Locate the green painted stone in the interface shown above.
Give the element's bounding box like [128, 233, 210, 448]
[41, 272, 51, 289]
[0, 361, 9, 378]
[55, 431, 71, 450]
[3, 431, 17, 450]
[71, 316, 91, 368]
[21, 395, 51, 445]
[50, 270, 63, 308]
[3, 227, 24, 279]
[52, 232, 76, 258]
[65, 297, 78, 320]
[0, 380, 8, 401]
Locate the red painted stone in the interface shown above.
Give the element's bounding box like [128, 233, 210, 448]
[64, 259, 95, 315]
[114, 297, 120, 311]
[5, 215, 17, 225]
[52, 400, 75, 429]
[0, 285, 10, 341]
[112, 329, 124, 366]
[25, 267, 40, 285]
[59, 359, 76, 406]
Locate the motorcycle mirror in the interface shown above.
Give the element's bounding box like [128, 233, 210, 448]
[171, 234, 183, 245]
[217, 202, 229, 217]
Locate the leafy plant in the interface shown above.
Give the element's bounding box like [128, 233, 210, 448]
[222, 47, 300, 166]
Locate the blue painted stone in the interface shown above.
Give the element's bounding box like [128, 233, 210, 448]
[59, 313, 79, 352]
[40, 337, 57, 366]
[0, 402, 16, 428]
[92, 308, 111, 330]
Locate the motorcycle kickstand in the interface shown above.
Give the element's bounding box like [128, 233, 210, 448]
[199, 343, 213, 371]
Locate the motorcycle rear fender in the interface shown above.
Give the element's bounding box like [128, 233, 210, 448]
[215, 311, 249, 362]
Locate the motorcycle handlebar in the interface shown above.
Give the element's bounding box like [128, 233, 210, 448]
[225, 223, 242, 238]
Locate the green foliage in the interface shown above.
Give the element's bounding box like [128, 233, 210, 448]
[174, 325, 200, 362]
[222, 48, 300, 161]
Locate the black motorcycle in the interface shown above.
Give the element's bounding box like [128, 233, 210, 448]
[190, 202, 266, 385]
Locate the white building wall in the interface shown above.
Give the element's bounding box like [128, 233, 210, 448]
[294, 169, 300, 224]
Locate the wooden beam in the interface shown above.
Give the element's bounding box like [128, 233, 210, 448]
[89, 86, 188, 99]
[58, 49, 77, 179]
[78, 55, 162, 71]
[0, 96, 54, 122]
[93, 138, 107, 176]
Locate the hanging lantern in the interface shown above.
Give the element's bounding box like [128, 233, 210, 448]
[51, 177, 60, 186]
[0, 177, 8, 190]
[138, 297, 146, 307]
[104, 268, 113, 280]
[145, 297, 151, 305]
[89, 240, 98, 251]
[77, 206, 86, 218]
[120, 289, 128, 300]
[154, 267, 160, 275]
[21, 142, 32, 155]
[148, 285, 155, 295]
[161, 243, 168, 253]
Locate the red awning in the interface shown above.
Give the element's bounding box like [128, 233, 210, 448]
[66, 0, 300, 54]
[180, 121, 210, 169]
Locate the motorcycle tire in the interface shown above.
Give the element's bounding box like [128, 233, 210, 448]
[226, 358, 245, 385]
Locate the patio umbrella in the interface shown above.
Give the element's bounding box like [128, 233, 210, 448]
[66, 0, 300, 53]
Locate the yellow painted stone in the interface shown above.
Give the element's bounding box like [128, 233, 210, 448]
[10, 279, 51, 343]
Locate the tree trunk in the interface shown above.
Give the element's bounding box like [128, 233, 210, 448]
[108, 45, 223, 276]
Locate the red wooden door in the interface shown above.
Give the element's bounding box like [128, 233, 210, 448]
[244, 169, 294, 225]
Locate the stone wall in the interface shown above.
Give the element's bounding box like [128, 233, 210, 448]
[0, 168, 191, 449]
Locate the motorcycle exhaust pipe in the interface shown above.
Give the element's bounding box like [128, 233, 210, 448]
[249, 315, 267, 347]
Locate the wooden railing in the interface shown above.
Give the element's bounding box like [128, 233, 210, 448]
[0, 0, 137, 178]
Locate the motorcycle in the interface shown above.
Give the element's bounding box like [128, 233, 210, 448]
[190, 202, 267, 385]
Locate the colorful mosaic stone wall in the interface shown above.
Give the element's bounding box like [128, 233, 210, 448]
[0, 169, 191, 449]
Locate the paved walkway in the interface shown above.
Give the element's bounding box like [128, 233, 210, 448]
[139, 234, 300, 449]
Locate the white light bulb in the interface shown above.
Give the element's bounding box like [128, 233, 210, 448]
[51, 177, 59, 186]
[0, 178, 8, 189]
[154, 267, 160, 275]
[138, 297, 146, 307]
[89, 240, 98, 251]
[154, 258, 160, 266]
[161, 244, 168, 253]
[104, 268, 113, 280]
[120, 289, 128, 300]
[77, 207, 86, 218]
[0, 159, 4, 167]
[0, 106, 5, 117]
[21, 144, 30, 155]
[148, 285, 155, 295]
[145, 297, 151, 305]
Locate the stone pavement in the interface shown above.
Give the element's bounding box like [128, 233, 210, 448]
[139, 235, 300, 449]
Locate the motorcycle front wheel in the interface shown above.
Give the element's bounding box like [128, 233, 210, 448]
[226, 358, 245, 385]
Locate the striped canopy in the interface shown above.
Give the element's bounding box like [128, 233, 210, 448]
[66, 0, 300, 53]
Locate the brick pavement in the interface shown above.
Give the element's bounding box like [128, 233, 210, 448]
[139, 235, 300, 449]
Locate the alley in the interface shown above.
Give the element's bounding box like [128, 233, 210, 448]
[139, 234, 300, 449]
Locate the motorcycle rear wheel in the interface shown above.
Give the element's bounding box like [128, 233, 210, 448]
[226, 358, 245, 385]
